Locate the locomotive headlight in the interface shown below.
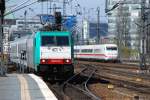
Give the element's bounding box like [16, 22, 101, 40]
[65, 59, 71, 63]
[66, 59, 70, 63]
[42, 59, 46, 63]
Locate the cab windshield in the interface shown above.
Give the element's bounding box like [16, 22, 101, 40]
[41, 36, 69, 46]
[106, 47, 117, 51]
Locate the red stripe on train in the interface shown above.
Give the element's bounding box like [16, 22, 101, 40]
[40, 59, 72, 64]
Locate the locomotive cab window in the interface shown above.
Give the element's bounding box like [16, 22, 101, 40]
[41, 36, 55, 46]
[41, 36, 69, 46]
[56, 36, 69, 46]
[106, 47, 117, 50]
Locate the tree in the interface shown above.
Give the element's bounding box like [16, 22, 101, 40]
[116, 4, 130, 47]
[116, 2, 131, 60]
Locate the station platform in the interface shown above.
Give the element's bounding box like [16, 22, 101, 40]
[0, 74, 58, 100]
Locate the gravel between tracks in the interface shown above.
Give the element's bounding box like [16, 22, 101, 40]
[75, 61, 150, 100]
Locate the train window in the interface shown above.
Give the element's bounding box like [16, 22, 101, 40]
[56, 36, 69, 46]
[41, 36, 55, 46]
[106, 47, 117, 50]
[74, 49, 80, 53]
[81, 49, 93, 53]
[94, 49, 101, 53]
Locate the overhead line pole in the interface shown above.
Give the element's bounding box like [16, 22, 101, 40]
[24, 10, 27, 31]
[140, 0, 147, 70]
[0, 0, 6, 76]
[63, 0, 67, 16]
[97, 7, 100, 44]
[49, 0, 52, 14]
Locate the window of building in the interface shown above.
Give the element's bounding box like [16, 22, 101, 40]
[34, 26, 39, 28]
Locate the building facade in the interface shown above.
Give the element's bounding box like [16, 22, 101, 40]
[89, 22, 108, 38]
[106, 0, 141, 50]
[79, 19, 108, 45]
[2, 19, 16, 54]
[1, 18, 42, 54]
[10, 18, 42, 41]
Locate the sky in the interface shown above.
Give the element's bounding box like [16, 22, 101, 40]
[6, 0, 107, 22]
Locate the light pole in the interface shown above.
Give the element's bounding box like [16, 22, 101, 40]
[74, 4, 82, 45]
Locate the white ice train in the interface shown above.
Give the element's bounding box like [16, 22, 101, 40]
[74, 44, 118, 62]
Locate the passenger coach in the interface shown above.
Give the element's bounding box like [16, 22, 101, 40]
[74, 44, 118, 62]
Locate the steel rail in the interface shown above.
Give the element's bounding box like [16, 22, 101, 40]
[95, 72, 150, 94]
[84, 69, 100, 100]
[61, 66, 101, 100]
[77, 63, 150, 94]
[82, 63, 150, 80]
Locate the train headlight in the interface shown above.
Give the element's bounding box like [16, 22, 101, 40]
[42, 59, 46, 63]
[66, 59, 70, 63]
[65, 59, 71, 63]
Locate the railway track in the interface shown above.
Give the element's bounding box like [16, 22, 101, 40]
[76, 60, 139, 70]
[77, 61, 150, 79]
[47, 67, 101, 100]
[76, 63, 150, 95]
[95, 72, 150, 94]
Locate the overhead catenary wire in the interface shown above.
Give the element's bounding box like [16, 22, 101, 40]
[6, 0, 31, 13]
[4, 0, 38, 16]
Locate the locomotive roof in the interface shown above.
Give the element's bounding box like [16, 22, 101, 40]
[10, 31, 71, 43]
[36, 31, 70, 35]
